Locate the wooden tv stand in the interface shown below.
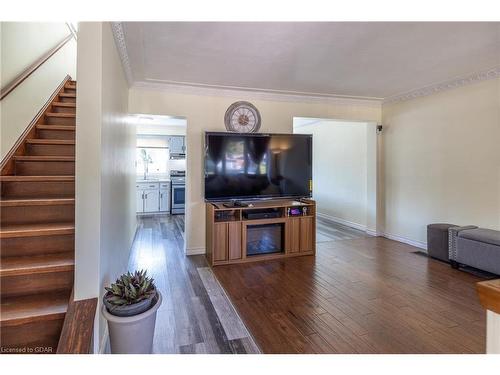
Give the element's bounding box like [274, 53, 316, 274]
[206, 199, 316, 266]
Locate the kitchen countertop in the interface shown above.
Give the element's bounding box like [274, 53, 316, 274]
[136, 179, 170, 183]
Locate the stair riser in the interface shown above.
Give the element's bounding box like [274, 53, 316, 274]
[36, 129, 75, 140]
[1, 271, 73, 298]
[58, 96, 76, 104]
[0, 319, 64, 353]
[1, 234, 74, 258]
[1, 181, 74, 199]
[50, 106, 76, 114]
[1, 205, 74, 226]
[27, 144, 75, 156]
[15, 161, 75, 176]
[44, 117, 76, 126]
[0, 79, 77, 355]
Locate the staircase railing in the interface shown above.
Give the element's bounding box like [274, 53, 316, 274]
[0, 34, 73, 101]
[57, 290, 98, 354]
[0, 75, 71, 174]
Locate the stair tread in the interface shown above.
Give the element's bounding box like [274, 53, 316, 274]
[0, 222, 75, 239]
[0, 175, 74, 182]
[13, 156, 75, 161]
[59, 93, 76, 98]
[45, 112, 75, 118]
[0, 253, 74, 277]
[52, 102, 76, 107]
[0, 198, 75, 207]
[26, 139, 75, 145]
[36, 125, 75, 131]
[1, 293, 69, 327]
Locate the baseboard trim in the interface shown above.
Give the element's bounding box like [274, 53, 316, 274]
[186, 246, 206, 256]
[382, 232, 427, 251]
[316, 212, 367, 232]
[316, 213, 427, 250]
[365, 229, 383, 237]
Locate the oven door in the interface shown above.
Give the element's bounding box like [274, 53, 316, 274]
[171, 184, 185, 213]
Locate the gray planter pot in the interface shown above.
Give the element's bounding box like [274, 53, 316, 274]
[103, 290, 157, 317]
[102, 291, 162, 354]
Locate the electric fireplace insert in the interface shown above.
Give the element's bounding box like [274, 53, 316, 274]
[246, 222, 285, 256]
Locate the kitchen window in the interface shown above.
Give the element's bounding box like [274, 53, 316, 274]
[136, 147, 169, 176]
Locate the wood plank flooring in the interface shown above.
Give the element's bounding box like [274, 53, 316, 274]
[129, 215, 486, 354]
[128, 215, 259, 354]
[213, 221, 487, 353]
[316, 217, 370, 242]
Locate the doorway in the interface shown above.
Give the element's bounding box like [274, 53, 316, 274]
[134, 114, 187, 241]
[293, 117, 378, 241]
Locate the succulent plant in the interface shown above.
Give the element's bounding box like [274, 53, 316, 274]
[104, 270, 156, 308]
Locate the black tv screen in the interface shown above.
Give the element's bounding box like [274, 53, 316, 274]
[204, 132, 312, 201]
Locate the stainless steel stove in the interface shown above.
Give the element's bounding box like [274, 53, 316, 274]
[170, 170, 185, 215]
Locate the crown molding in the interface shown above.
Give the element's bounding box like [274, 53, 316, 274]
[111, 22, 134, 86]
[383, 65, 500, 104]
[131, 79, 383, 107]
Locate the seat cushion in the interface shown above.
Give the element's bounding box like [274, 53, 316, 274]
[427, 223, 457, 231]
[458, 228, 500, 247]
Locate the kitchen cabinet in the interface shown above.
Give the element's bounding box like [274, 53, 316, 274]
[137, 181, 169, 214]
[136, 189, 145, 213]
[144, 189, 160, 212]
[159, 182, 170, 212]
[169, 136, 185, 154]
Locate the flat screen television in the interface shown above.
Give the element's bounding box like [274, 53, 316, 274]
[204, 132, 312, 201]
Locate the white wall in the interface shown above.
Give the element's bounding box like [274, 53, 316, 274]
[0, 22, 77, 160]
[294, 119, 369, 230]
[129, 88, 381, 254]
[382, 78, 500, 247]
[74, 22, 136, 353]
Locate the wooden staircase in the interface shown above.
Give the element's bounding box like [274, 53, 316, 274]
[0, 78, 76, 353]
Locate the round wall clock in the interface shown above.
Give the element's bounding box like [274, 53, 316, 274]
[224, 101, 261, 133]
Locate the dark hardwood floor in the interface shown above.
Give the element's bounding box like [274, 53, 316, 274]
[213, 221, 487, 354]
[129, 215, 486, 354]
[128, 215, 259, 354]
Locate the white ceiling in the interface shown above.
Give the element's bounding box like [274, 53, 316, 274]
[120, 22, 500, 99]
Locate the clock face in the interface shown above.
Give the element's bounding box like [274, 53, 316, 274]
[224, 101, 261, 133]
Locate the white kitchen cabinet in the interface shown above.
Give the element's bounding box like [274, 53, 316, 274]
[137, 181, 171, 214]
[169, 136, 185, 154]
[159, 182, 170, 212]
[136, 188, 144, 213]
[160, 189, 170, 212]
[144, 189, 160, 212]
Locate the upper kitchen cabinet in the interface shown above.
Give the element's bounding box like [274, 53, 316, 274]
[169, 136, 185, 158]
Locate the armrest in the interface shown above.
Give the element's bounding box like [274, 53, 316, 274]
[448, 225, 478, 260]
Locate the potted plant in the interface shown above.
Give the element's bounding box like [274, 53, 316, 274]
[102, 270, 162, 354]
